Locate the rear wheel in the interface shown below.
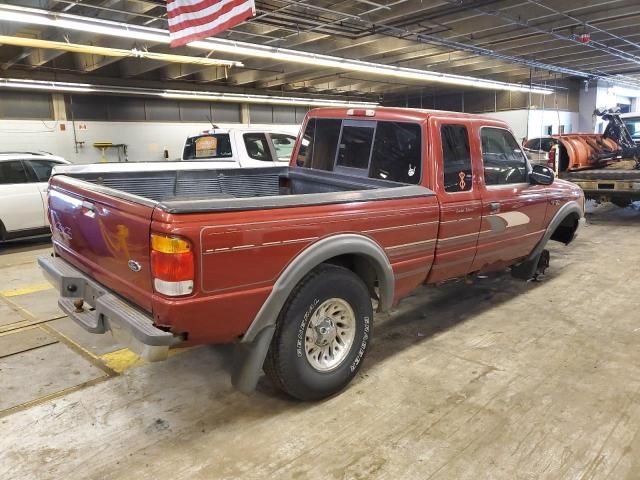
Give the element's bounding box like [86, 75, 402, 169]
[611, 197, 631, 208]
[264, 264, 373, 401]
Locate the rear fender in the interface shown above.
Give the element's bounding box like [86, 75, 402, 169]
[232, 233, 394, 393]
[243, 233, 394, 343]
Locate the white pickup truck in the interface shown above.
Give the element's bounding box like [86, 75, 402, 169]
[182, 127, 298, 166]
[53, 127, 300, 178]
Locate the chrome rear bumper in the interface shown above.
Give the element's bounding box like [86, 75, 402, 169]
[38, 255, 179, 361]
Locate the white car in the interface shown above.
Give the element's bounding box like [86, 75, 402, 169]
[0, 152, 69, 241]
[182, 127, 298, 165]
[52, 127, 300, 177]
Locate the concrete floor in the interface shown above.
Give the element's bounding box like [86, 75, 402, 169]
[0, 203, 639, 480]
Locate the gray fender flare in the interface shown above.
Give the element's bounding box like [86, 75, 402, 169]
[512, 201, 583, 280]
[231, 233, 394, 393]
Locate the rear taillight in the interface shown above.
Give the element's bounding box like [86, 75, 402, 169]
[151, 234, 194, 297]
[547, 146, 556, 171]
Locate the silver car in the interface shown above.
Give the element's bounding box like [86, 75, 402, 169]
[522, 137, 558, 166]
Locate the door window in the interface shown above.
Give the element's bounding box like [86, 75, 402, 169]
[270, 134, 297, 162]
[481, 128, 528, 185]
[0, 160, 29, 184]
[335, 124, 375, 173]
[441, 124, 472, 192]
[25, 160, 59, 182]
[370, 122, 421, 184]
[243, 133, 274, 162]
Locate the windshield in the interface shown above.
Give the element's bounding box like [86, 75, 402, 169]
[623, 118, 640, 140]
[183, 134, 233, 160]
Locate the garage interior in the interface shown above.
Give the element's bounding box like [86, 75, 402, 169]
[1, 1, 640, 479]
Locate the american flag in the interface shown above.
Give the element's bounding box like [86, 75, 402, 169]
[167, 0, 256, 47]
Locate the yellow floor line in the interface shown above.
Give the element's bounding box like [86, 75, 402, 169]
[0, 375, 111, 420]
[0, 282, 52, 297]
[40, 323, 101, 361]
[99, 346, 194, 373]
[100, 348, 145, 373]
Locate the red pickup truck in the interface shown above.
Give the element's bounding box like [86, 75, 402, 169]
[39, 107, 584, 400]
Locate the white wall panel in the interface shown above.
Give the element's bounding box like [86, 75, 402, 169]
[0, 120, 299, 163]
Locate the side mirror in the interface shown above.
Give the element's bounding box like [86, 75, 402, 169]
[529, 164, 555, 185]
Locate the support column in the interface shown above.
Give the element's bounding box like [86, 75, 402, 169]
[241, 103, 250, 125]
[51, 93, 67, 121]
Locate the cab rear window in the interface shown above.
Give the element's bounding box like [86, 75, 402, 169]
[183, 134, 233, 160]
[297, 118, 421, 184]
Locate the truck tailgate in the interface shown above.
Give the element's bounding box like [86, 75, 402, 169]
[48, 175, 155, 312]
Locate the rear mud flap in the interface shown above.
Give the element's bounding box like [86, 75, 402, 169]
[231, 325, 276, 393]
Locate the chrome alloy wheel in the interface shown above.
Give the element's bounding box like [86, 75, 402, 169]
[304, 298, 356, 372]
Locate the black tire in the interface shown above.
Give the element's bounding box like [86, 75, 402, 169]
[611, 197, 630, 208]
[264, 264, 373, 401]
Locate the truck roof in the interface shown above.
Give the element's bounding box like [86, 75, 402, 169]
[307, 106, 509, 126]
[186, 127, 298, 138]
[0, 152, 68, 163]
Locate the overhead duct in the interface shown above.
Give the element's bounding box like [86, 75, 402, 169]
[0, 35, 243, 68]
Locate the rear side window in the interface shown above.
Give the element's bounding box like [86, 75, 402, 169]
[540, 138, 556, 152]
[297, 118, 342, 170]
[370, 122, 421, 184]
[25, 160, 58, 182]
[0, 160, 29, 184]
[183, 134, 232, 160]
[244, 133, 273, 162]
[441, 125, 472, 192]
[481, 128, 528, 185]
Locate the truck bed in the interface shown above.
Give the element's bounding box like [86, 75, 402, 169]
[56, 166, 432, 213]
[561, 169, 640, 181]
[46, 163, 436, 330]
[559, 160, 640, 203]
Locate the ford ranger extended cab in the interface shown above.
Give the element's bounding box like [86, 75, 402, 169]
[39, 107, 584, 401]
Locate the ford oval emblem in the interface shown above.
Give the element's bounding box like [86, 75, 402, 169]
[128, 260, 142, 272]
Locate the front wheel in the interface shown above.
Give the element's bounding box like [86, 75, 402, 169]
[264, 264, 373, 401]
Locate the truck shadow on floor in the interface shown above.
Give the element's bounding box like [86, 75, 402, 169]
[249, 264, 563, 401]
[0, 236, 52, 255]
[117, 244, 577, 445]
[586, 203, 640, 226]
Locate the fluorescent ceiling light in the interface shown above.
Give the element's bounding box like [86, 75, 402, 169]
[0, 7, 168, 44]
[0, 78, 94, 93]
[188, 38, 554, 95]
[0, 5, 554, 95]
[0, 78, 379, 108]
[159, 89, 375, 106]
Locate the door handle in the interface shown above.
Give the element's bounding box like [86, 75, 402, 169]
[81, 201, 96, 218]
[489, 202, 501, 212]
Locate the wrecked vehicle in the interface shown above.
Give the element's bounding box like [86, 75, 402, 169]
[548, 110, 640, 207]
